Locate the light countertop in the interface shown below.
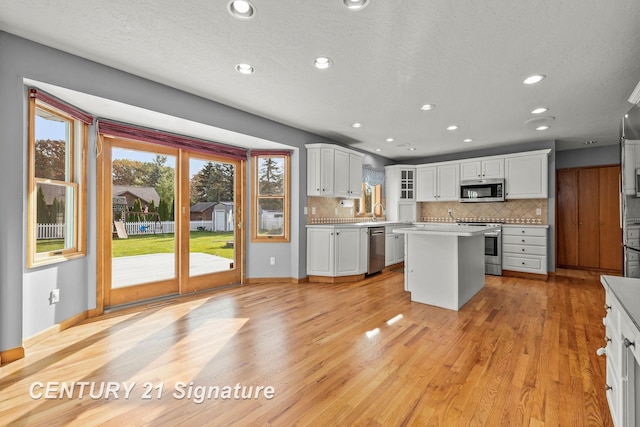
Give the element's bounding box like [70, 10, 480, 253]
[393, 224, 495, 236]
[601, 275, 640, 332]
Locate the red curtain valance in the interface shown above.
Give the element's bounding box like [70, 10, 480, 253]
[250, 150, 291, 157]
[29, 88, 94, 125]
[98, 120, 247, 160]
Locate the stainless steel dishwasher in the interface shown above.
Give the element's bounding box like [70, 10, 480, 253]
[368, 226, 386, 274]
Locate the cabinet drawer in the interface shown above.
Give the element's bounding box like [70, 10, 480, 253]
[503, 235, 546, 246]
[503, 243, 546, 256]
[620, 311, 640, 365]
[628, 228, 640, 239]
[502, 226, 547, 237]
[627, 237, 640, 247]
[605, 362, 621, 427]
[502, 254, 546, 273]
[605, 291, 621, 336]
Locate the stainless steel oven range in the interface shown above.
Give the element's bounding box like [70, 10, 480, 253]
[458, 222, 502, 276]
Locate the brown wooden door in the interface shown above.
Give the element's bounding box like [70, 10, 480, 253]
[578, 168, 600, 268]
[556, 165, 622, 273]
[556, 169, 578, 266]
[599, 166, 622, 271]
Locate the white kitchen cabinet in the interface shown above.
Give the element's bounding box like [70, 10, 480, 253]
[306, 146, 335, 196]
[334, 227, 361, 275]
[599, 275, 640, 427]
[385, 232, 405, 266]
[459, 157, 504, 180]
[416, 162, 460, 202]
[502, 225, 548, 275]
[626, 226, 640, 278]
[306, 144, 363, 198]
[307, 226, 363, 277]
[307, 227, 335, 276]
[623, 140, 640, 195]
[385, 165, 418, 221]
[504, 151, 549, 199]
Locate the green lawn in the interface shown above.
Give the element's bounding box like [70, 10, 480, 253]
[112, 231, 234, 258]
[36, 239, 65, 253]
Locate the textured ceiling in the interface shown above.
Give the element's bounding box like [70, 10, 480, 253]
[2, 0, 640, 160]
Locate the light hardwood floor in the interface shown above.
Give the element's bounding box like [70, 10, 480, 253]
[1, 270, 613, 426]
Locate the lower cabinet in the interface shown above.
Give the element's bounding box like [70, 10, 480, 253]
[600, 277, 640, 426]
[385, 225, 406, 266]
[626, 226, 640, 278]
[385, 232, 404, 266]
[307, 226, 366, 277]
[502, 225, 548, 275]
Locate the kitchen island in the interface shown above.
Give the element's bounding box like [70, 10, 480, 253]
[393, 224, 494, 311]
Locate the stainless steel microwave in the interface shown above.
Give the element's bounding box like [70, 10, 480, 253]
[459, 178, 505, 202]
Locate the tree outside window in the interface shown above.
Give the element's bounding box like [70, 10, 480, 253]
[252, 153, 289, 242]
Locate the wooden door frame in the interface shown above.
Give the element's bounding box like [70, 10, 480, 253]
[95, 136, 245, 314]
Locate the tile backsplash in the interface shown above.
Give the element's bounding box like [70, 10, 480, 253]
[307, 196, 547, 225]
[420, 199, 548, 224]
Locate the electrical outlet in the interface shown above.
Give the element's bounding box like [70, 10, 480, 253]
[312, 207, 316, 215]
[536, 208, 541, 215]
[50, 289, 60, 304]
[270, 257, 276, 265]
[334, 207, 338, 215]
[304, 206, 308, 215]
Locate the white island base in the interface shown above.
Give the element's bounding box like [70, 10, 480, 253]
[396, 226, 488, 311]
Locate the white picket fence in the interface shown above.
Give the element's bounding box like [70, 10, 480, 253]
[37, 223, 65, 239]
[37, 220, 219, 239]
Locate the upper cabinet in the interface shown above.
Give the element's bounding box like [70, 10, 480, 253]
[460, 157, 504, 180]
[623, 140, 640, 195]
[306, 144, 364, 198]
[416, 162, 460, 202]
[504, 150, 550, 199]
[385, 165, 418, 221]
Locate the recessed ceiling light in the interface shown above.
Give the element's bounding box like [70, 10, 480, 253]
[523, 74, 546, 85]
[408, 147, 416, 151]
[314, 57, 333, 69]
[343, 0, 369, 11]
[235, 63, 254, 74]
[531, 107, 548, 114]
[420, 104, 435, 111]
[536, 125, 550, 131]
[447, 125, 458, 131]
[386, 138, 394, 142]
[463, 138, 473, 143]
[352, 122, 362, 128]
[227, 0, 255, 20]
[375, 148, 382, 152]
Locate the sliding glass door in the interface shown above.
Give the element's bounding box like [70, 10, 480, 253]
[98, 137, 243, 309]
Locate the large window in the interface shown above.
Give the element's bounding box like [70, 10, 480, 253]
[28, 94, 87, 267]
[251, 152, 290, 242]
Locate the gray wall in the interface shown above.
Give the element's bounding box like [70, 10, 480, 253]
[556, 144, 621, 169]
[0, 32, 389, 351]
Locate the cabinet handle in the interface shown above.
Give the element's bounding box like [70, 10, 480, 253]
[624, 338, 635, 348]
[522, 248, 525, 252]
[605, 335, 612, 343]
[606, 384, 612, 391]
[522, 262, 526, 265]
[604, 303, 611, 311]
[522, 239, 525, 243]
[521, 230, 525, 234]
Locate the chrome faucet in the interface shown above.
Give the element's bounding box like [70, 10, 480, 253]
[371, 203, 386, 221]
